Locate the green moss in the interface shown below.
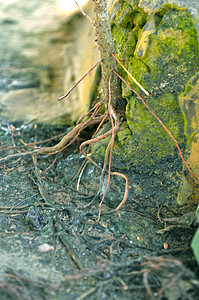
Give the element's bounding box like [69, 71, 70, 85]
[115, 2, 136, 28]
[179, 73, 199, 143]
[133, 9, 147, 27]
[121, 9, 198, 166]
[92, 93, 184, 168]
[125, 0, 139, 9]
[124, 93, 184, 165]
[125, 30, 137, 56]
[93, 4, 199, 168]
[111, 25, 128, 57]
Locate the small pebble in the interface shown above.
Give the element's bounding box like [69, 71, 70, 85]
[38, 243, 54, 252]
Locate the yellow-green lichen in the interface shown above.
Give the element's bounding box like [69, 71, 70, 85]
[135, 13, 156, 58]
[124, 93, 184, 164]
[93, 3, 199, 169]
[112, 6, 198, 167]
[111, 1, 147, 59]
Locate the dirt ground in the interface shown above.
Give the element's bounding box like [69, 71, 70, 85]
[0, 120, 199, 300]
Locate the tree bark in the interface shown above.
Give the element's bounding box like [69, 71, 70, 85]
[93, 0, 125, 117]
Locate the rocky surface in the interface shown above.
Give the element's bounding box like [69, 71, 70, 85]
[0, 0, 98, 125]
[92, 0, 199, 206]
[0, 2, 198, 298]
[178, 73, 199, 204]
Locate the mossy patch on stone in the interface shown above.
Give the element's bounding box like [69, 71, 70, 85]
[111, 1, 147, 60]
[179, 73, 199, 143]
[103, 3, 198, 169]
[177, 73, 199, 204]
[92, 2, 198, 172]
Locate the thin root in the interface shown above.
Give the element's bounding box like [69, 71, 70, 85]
[74, 0, 94, 25]
[57, 59, 102, 101]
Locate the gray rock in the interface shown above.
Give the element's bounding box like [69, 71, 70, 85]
[0, 0, 98, 125]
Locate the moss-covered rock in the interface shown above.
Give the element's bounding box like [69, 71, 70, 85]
[90, 0, 199, 265]
[94, 1, 199, 171]
[177, 73, 199, 204]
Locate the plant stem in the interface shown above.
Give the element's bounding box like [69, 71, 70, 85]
[93, 0, 125, 117]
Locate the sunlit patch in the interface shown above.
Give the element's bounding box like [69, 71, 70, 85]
[56, 0, 89, 15]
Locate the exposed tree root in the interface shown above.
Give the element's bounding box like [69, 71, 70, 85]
[79, 76, 129, 221]
[1, 46, 199, 223]
[0, 84, 129, 222]
[0, 68, 130, 222]
[0, 101, 106, 163]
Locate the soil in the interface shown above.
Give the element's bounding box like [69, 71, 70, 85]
[0, 120, 199, 300]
